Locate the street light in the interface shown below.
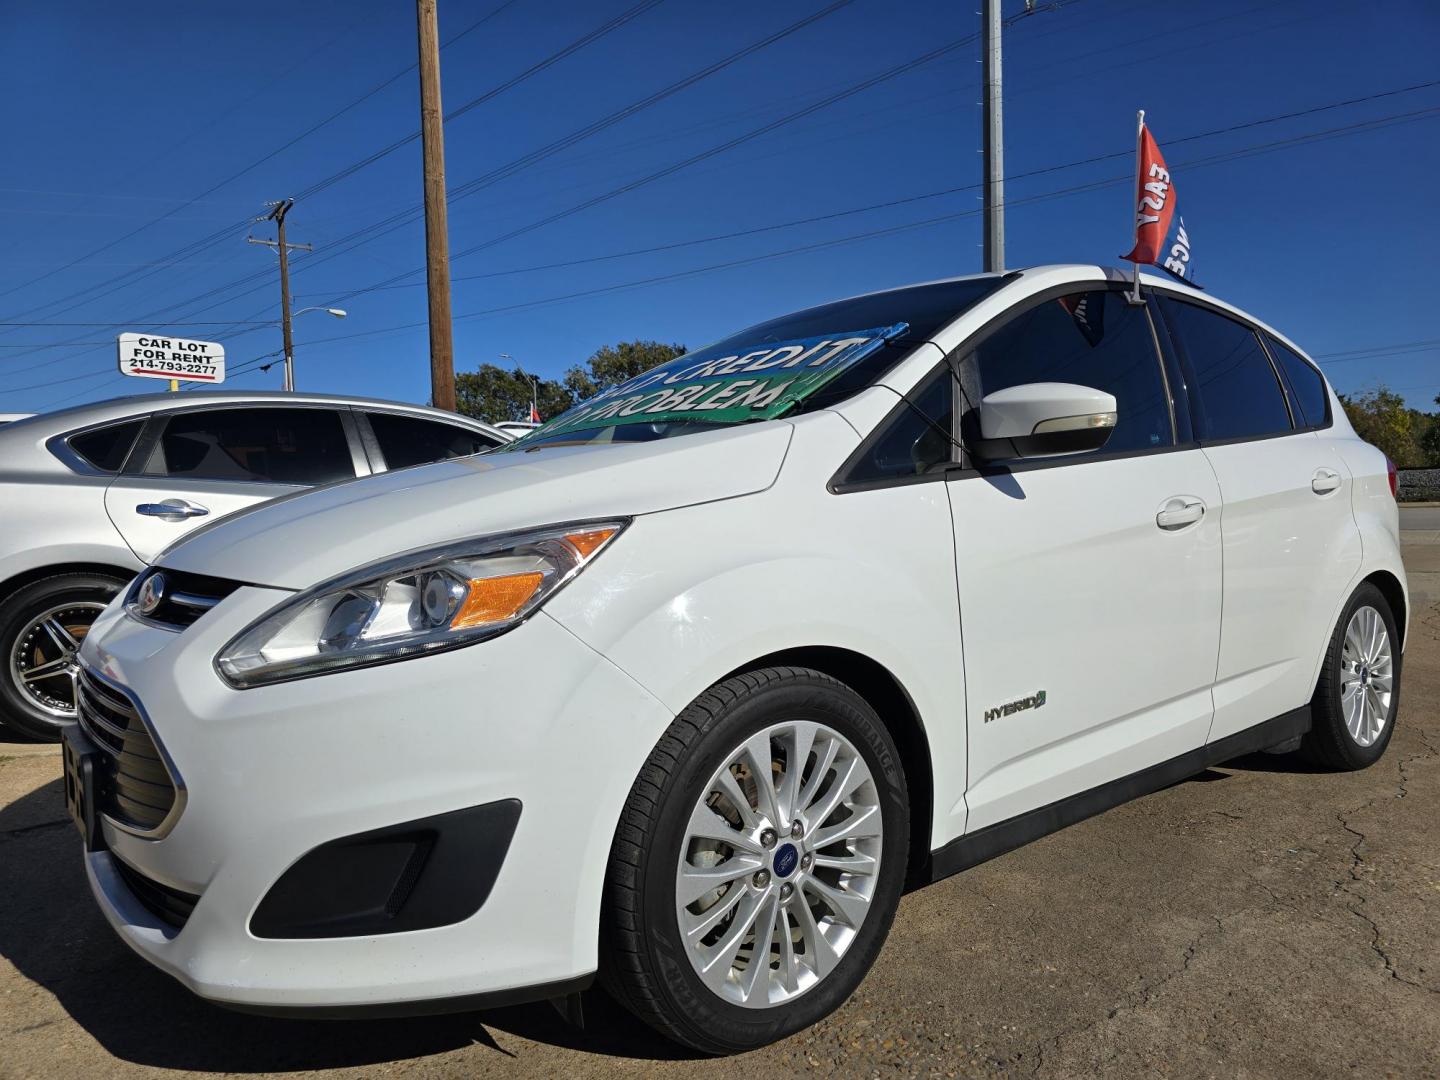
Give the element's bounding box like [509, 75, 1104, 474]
[275, 307, 347, 390]
[500, 353, 539, 422]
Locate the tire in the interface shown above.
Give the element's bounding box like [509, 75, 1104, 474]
[1301, 582, 1401, 770]
[0, 572, 128, 741]
[601, 666, 909, 1055]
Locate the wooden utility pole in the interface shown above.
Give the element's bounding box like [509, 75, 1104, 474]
[981, 0, 1005, 273]
[248, 199, 311, 391]
[416, 0, 456, 411]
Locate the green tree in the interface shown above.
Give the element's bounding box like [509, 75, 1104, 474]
[455, 363, 573, 425]
[1420, 393, 1440, 467]
[1338, 386, 1423, 466]
[562, 340, 686, 401]
[455, 342, 689, 425]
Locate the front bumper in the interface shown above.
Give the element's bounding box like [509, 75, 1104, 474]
[77, 586, 672, 1011]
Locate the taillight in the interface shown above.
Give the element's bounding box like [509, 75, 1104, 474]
[1386, 456, 1398, 499]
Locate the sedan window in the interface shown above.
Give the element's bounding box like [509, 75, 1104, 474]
[68, 418, 145, 473]
[142, 408, 355, 486]
[367, 412, 497, 469]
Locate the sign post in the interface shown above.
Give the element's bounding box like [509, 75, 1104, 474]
[117, 334, 226, 389]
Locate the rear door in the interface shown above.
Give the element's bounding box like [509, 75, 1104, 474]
[104, 405, 363, 562]
[1155, 297, 1361, 742]
[947, 287, 1223, 830]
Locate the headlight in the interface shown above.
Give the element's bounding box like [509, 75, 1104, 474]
[215, 519, 627, 688]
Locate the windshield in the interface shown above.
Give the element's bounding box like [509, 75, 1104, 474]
[503, 276, 1004, 451]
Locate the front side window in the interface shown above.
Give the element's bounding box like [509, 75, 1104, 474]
[1266, 334, 1330, 428]
[368, 412, 497, 469]
[965, 289, 1174, 457]
[1160, 299, 1292, 441]
[143, 408, 354, 485]
[845, 368, 955, 484]
[68, 418, 145, 473]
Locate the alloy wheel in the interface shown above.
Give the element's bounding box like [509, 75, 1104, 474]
[1340, 604, 1393, 748]
[8, 601, 106, 721]
[674, 720, 883, 1008]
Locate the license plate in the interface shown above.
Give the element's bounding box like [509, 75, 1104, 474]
[61, 724, 103, 852]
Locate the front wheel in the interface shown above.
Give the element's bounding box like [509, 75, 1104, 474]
[0, 572, 128, 741]
[601, 667, 909, 1054]
[1302, 582, 1401, 770]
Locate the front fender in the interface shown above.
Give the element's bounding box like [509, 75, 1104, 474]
[545, 418, 968, 849]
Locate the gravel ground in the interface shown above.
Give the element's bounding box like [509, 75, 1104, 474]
[2, 540, 1437, 1079]
[1397, 469, 1440, 503]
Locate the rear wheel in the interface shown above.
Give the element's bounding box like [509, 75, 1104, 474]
[1302, 582, 1400, 770]
[601, 667, 909, 1054]
[0, 573, 128, 741]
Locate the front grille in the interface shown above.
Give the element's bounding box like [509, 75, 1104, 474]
[76, 669, 179, 834]
[131, 568, 242, 629]
[113, 856, 199, 930]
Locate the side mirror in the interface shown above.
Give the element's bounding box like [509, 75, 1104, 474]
[973, 382, 1117, 461]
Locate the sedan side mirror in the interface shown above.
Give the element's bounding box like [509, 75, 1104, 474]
[972, 382, 1118, 461]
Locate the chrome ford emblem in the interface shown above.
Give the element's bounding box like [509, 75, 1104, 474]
[136, 573, 167, 616]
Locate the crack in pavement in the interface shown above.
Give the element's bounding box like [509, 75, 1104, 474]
[1026, 914, 1227, 1076]
[1333, 800, 1439, 997]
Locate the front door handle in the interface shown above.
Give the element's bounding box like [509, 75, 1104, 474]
[1156, 496, 1206, 531]
[1312, 468, 1342, 495]
[136, 499, 210, 521]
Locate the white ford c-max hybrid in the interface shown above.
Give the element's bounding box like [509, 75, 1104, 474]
[66, 265, 1405, 1053]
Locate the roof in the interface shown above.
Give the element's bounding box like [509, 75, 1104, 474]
[12, 389, 503, 436]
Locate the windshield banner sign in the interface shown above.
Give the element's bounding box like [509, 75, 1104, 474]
[517, 325, 907, 441]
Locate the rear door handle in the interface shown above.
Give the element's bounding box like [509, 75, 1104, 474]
[136, 499, 210, 520]
[1156, 496, 1206, 531]
[1312, 468, 1342, 495]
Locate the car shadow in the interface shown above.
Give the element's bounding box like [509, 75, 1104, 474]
[0, 777, 695, 1071]
[1217, 750, 1332, 775]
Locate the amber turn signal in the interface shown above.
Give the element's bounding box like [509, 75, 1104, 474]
[450, 572, 544, 629]
[564, 527, 618, 559]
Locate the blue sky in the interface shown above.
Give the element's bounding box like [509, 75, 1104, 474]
[1, 0, 1437, 416]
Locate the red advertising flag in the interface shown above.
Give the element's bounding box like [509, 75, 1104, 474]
[529, 402, 542, 423]
[1121, 122, 1176, 266]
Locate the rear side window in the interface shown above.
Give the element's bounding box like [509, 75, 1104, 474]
[367, 412, 497, 469]
[1161, 299, 1292, 441]
[68, 418, 145, 473]
[967, 290, 1174, 455]
[1266, 335, 1330, 428]
[143, 408, 354, 485]
[845, 368, 955, 484]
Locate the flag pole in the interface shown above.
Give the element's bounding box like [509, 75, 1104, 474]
[1129, 109, 1145, 305]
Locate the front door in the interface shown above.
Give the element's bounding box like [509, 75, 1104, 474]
[948, 288, 1223, 831]
[104, 405, 359, 562]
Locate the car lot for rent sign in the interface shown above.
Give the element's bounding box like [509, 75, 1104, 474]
[117, 333, 226, 383]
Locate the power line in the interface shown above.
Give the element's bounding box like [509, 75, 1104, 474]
[293, 78, 1440, 299]
[15, 92, 1438, 404]
[0, 0, 524, 318]
[38, 0, 866, 344]
[1, 0, 674, 346]
[0, 0, 676, 371]
[213, 105, 1440, 363]
[322, 29, 984, 305]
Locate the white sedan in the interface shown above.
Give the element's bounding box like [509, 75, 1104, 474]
[0, 393, 505, 739]
[66, 265, 1404, 1052]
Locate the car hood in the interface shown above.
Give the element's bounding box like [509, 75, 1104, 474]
[158, 421, 793, 589]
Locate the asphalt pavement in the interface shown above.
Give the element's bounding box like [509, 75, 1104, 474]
[2, 513, 1437, 1078]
